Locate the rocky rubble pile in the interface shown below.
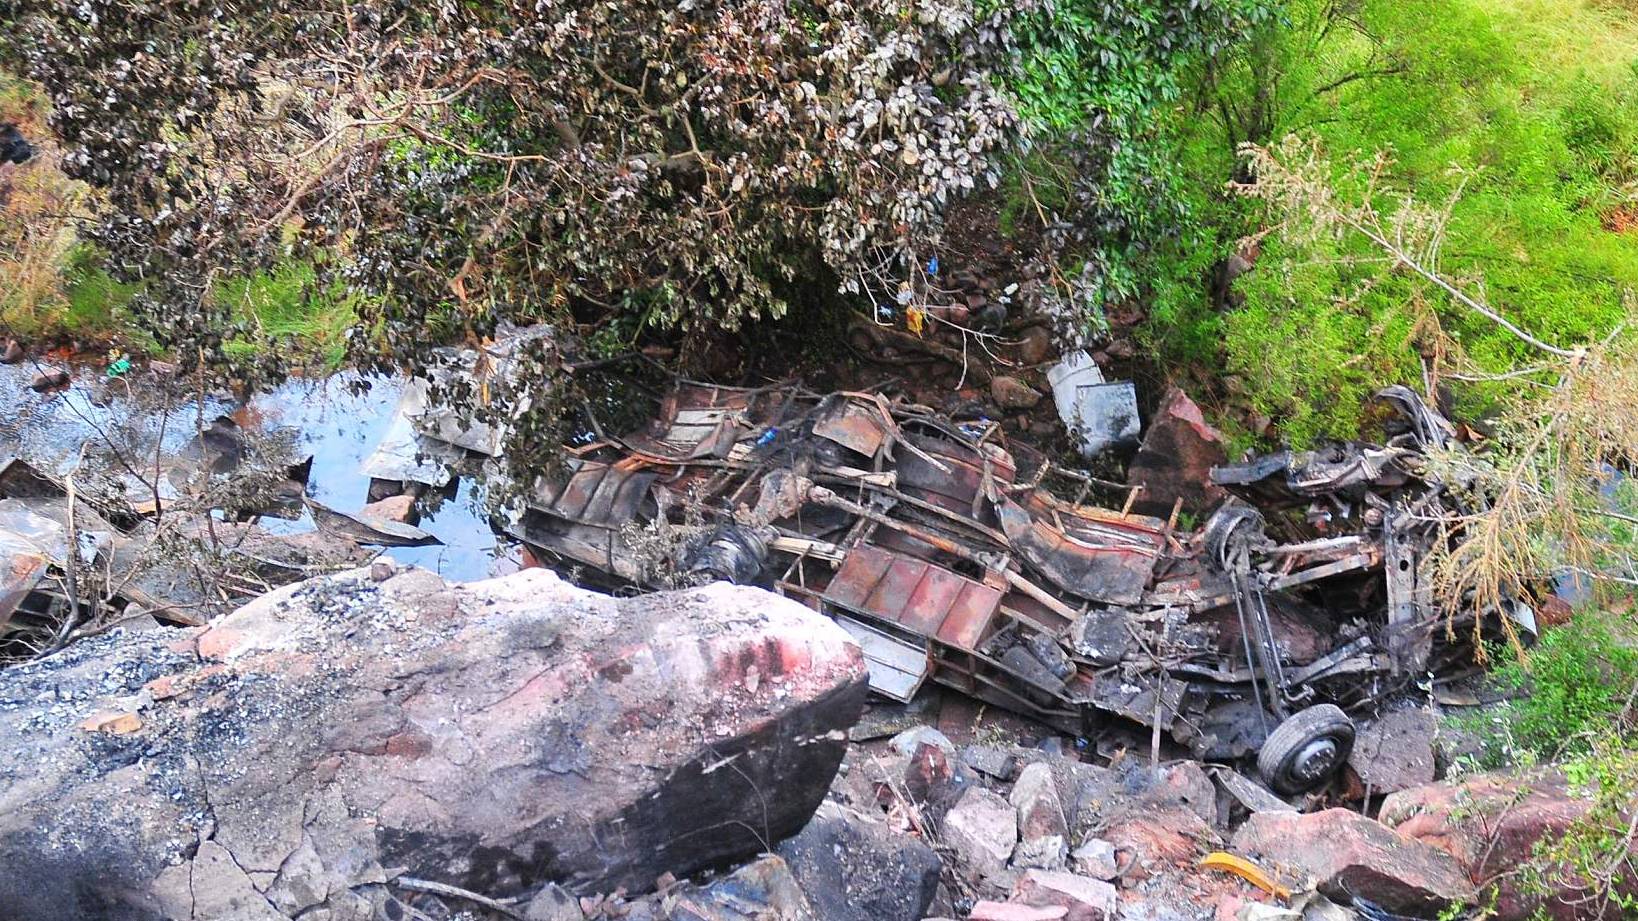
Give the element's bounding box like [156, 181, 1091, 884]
[813, 719, 1609, 921]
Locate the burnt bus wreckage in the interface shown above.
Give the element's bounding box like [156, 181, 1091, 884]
[370, 375, 1533, 796]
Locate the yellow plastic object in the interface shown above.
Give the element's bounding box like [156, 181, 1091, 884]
[1200, 851, 1291, 899]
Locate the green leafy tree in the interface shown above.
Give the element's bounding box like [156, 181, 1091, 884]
[5, 0, 1036, 463]
[4, 0, 1286, 469]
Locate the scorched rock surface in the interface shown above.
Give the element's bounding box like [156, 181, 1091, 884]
[0, 566, 868, 920]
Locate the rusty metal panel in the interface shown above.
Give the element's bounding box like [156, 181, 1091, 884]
[533, 461, 656, 526]
[895, 434, 1016, 513]
[997, 497, 1162, 606]
[0, 551, 48, 632]
[822, 547, 893, 609]
[823, 546, 1001, 652]
[625, 383, 766, 461]
[903, 570, 967, 641]
[540, 463, 612, 520]
[1072, 670, 1189, 727]
[581, 465, 636, 522]
[812, 399, 887, 458]
[865, 559, 935, 629]
[660, 409, 741, 458]
[940, 583, 1000, 650]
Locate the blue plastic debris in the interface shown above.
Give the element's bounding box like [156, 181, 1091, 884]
[926, 255, 939, 276]
[756, 428, 779, 447]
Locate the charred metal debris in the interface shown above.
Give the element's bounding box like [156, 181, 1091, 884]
[361, 373, 1534, 797]
[0, 421, 368, 662]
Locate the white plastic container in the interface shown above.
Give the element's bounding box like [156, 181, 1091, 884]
[1047, 351, 1141, 458]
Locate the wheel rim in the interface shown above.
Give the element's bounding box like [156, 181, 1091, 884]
[1289, 737, 1340, 785]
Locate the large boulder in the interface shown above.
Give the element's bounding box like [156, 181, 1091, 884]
[1347, 707, 1438, 795]
[0, 567, 868, 921]
[1380, 768, 1629, 921]
[1067, 759, 1219, 879]
[1126, 388, 1229, 517]
[1008, 870, 1116, 921]
[1230, 808, 1472, 915]
[944, 786, 1019, 883]
[992, 376, 1043, 411]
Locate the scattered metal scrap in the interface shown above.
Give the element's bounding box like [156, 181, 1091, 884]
[396, 376, 1531, 796]
[0, 450, 370, 661]
[1047, 350, 1141, 458]
[306, 498, 441, 548]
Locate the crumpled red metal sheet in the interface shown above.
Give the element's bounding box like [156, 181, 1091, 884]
[822, 545, 1002, 652]
[622, 382, 773, 461]
[535, 460, 658, 525]
[896, 434, 1016, 518]
[812, 398, 888, 458]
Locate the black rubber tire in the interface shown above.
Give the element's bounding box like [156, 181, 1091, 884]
[1204, 505, 1265, 573]
[1257, 704, 1355, 796]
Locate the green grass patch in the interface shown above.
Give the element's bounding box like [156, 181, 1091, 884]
[38, 248, 356, 367]
[216, 261, 359, 370]
[59, 246, 137, 341]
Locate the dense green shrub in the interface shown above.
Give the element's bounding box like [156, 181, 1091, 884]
[1506, 612, 1638, 758]
[8, 0, 1030, 363]
[1456, 607, 1638, 916]
[1164, 0, 1638, 445]
[1462, 610, 1638, 766]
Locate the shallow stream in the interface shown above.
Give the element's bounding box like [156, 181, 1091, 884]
[0, 360, 504, 582]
